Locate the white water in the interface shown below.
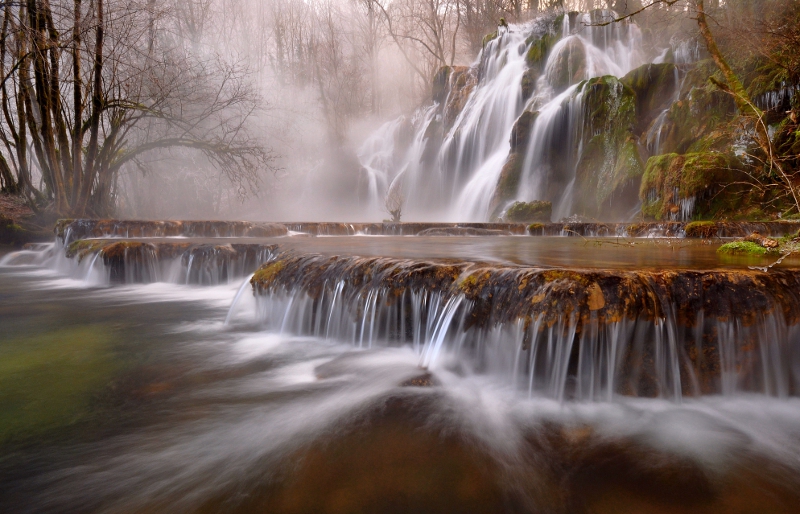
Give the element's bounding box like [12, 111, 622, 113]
[0, 248, 800, 512]
[358, 11, 648, 222]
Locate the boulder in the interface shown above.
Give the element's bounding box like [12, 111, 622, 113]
[504, 201, 552, 222]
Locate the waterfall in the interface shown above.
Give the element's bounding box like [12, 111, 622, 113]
[358, 10, 649, 221]
[247, 253, 800, 401]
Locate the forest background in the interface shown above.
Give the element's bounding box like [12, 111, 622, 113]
[0, 0, 796, 230]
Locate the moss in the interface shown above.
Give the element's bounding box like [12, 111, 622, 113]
[0, 325, 116, 443]
[717, 241, 769, 256]
[251, 260, 286, 288]
[685, 221, 717, 238]
[527, 223, 545, 235]
[640, 152, 737, 220]
[482, 30, 498, 48]
[505, 201, 552, 222]
[66, 239, 106, 261]
[572, 76, 643, 217]
[525, 32, 559, 70]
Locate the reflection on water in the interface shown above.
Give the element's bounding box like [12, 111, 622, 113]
[1, 246, 800, 513]
[61, 234, 800, 269]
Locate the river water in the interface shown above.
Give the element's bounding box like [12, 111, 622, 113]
[1, 237, 800, 513]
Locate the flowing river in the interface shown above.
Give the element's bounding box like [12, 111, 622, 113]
[1, 224, 800, 513]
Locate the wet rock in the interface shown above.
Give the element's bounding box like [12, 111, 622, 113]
[400, 373, 436, 387]
[640, 152, 734, 221]
[250, 252, 800, 396]
[621, 63, 680, 133]
[505, 201, 552, 223]
[416, 228, 511, 236]
[545, 38, 587, 92]
[744, 232, 779, 249]
[572, 76, 644, 219]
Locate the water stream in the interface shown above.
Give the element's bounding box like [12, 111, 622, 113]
[2, 229, 800, 512]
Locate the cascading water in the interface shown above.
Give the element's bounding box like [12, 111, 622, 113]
[358, 10, 654, 221]
[4, 221, 800, 511]
[247, 253, 800, 401]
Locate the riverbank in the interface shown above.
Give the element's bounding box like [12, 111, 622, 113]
[0, 194, 55, 247]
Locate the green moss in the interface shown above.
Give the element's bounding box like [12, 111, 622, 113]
[482, 30, 498, 47]
[685, 221, 717, 238]
[572, 76, 643, 217]
[0, 325, 116, 443]
[505, 201, 552, 222]
[66, 239, 106, 261]
[717, 241, 769, 255]
[527, 223, 545, 233]
[525, 32, 559, 70]
[54, 218, 75, 238]
[640, 152, 736, 220]
[251, 260, 286, 287]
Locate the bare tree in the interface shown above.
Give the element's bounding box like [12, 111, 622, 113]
[0, 0, 275, 216]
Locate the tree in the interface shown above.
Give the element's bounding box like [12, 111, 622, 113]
[600, 0, 800, 213]
[0, 0, 274, 217]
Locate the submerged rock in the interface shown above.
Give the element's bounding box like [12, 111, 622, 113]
[416, 227, 511, 236]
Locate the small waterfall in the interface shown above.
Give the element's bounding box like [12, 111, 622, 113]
[644, 65, 684, 157]
[754, 82, 800, 113]
[249, 253, 800, 401]
[15, 238, 279, 286]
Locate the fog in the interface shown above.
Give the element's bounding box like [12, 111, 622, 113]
[0, 0, 784, 221]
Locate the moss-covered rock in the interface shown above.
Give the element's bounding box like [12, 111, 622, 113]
[489, 111, 540, 217]
[545, 38, 587, 92]
[717, 241, 769, 256]
[621, 63, 680, 133]
[658, 60, 736, 155]
[504, 201, 552, 222]
[572, 76, 644, 218]
[520, 68, 539, 100]
[640, 152, 736, 220]
[526, 32, 560, 71]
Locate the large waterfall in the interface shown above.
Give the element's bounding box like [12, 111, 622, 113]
[359, 11, 653, 222]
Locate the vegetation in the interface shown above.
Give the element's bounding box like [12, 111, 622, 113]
[717, 241, 769, 256]
[505, 200, 552, 222]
